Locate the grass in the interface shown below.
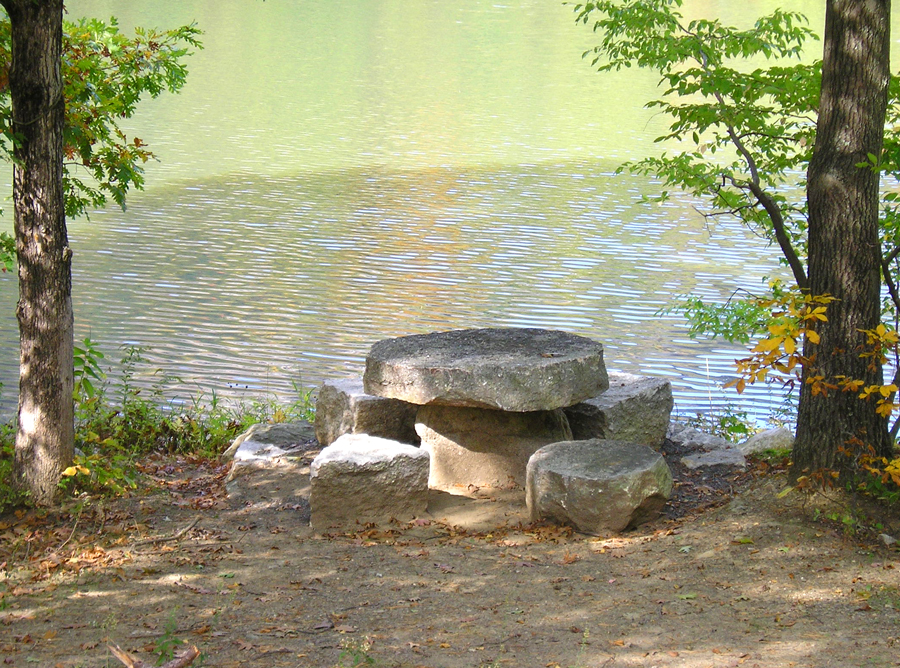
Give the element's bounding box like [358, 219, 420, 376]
[0, 343, 316, 513]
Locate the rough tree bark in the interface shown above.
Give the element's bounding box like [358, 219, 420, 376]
[1, 0, 73, 504]
[794, 0, 894, 477]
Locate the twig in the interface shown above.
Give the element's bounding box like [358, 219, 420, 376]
[57, 505, 83, 552]
[109, 644, 200, 668]
[132, 517, 200, 547]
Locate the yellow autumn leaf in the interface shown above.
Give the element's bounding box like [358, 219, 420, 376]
[752, 337, 783, 353]
[806, 329, 820, 344]
[876, 402, 896, 418]
[783, 337, 796, 355]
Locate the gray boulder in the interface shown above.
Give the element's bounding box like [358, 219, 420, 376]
[364, 328, 608, 412]
[668, 423, 746, 469]
[564, 372, 673, 449]
[416, 404, 573, 491]
[738, 427, 793, 455]
[314, 377, 419, 447]
[526, 439, 672, 534]
[309, 434, 429, 530]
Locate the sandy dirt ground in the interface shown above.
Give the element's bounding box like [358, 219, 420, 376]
[1, 447, 899, 668]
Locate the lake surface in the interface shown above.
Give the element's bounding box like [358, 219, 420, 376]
[0, 0, 844, 423]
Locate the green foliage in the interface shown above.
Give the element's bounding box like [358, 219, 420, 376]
[154, 610, 186, 666]
[1, 342, 316, 510]
[0, 423, 27, 510]
[855, 455, 900, 505]
[0, 231, 12, 273]
[574, 1, 900, 439]
[575, 0, 817, 289]
[0, 14, 202, 220]
[336, 637, 375, 668]
[684, 406, 755, 443]
[661, 292, 772, 344]
[73, 336, 106, 402]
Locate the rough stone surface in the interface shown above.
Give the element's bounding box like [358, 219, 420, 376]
[309, 434, 429, 530]
[738, 427, 794, 455]
[222, 422, 316, 463]
[416, 405, 573, 491]
[223, 422, 317, 514]
[564, 372, 673, 449]
[314, 377, 419, 447]
[668, 423, 746, 469]
[526, 439, 673, 534]
[364, 328, 609, 412]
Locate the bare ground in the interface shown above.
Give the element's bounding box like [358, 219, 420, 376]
[1, 444, 899, 668]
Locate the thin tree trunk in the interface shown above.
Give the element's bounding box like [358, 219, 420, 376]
[794, 0, 893, 478]
[2, 0, 73, 505]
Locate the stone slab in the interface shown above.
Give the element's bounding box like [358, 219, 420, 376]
[314, 377, 419, 447]
[526, 439, 673, 534]
[564, 372, 673, 449]
[309, 434, 430, 530]
[363, 327, 608, 412]
[416, 404, 573, 491]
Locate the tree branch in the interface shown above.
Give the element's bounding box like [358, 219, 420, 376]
[744, 179, 809, 291]
[693, 46, 808, 291]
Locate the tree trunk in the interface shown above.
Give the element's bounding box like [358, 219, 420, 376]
[2, 0, 73, 505]
[794, 0, 893, 478]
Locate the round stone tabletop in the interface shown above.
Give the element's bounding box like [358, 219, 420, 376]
[363, 328, 609, 412]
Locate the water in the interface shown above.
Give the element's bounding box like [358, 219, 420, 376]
[0, 1, 844, 423]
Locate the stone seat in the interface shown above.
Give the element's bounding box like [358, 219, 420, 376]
[563, 372, 673, 449]
[314, 377, 418, 447]
[309, 434, 429, 530]
[526, 439, 672, 534]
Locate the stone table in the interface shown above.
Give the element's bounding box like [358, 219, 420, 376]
[363, 327, 609, 412]
[362, 328, 610, 490]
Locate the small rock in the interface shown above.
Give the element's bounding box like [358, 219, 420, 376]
[221, 421, 316, 462]
[668, 422, 746, 469]
[222, 422, 316, 508]
[880, 533, 898, 547]
[681, 446, 746, 469]
[738, 427, 793, 455]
